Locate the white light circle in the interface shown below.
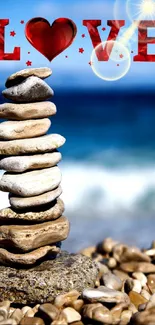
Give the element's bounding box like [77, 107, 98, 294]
[91, 40, 131, 82]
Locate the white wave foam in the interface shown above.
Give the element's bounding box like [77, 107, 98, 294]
[61, 161, 155, 217]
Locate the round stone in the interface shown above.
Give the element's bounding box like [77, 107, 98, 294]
[0, 252, 99, 304]
[5, 67, 52, 88]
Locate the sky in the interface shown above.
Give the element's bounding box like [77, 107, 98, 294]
[0, 0, 155, 89]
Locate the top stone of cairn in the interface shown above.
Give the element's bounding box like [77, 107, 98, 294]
[5, 67, 52, 88]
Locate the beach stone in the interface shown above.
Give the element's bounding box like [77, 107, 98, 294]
[0, 216, 69, 252]
[54, 290, 80, 308]
[147, 274, 155, 293]
[0, 319, 17, 325]
[120, 262, 155, 273]
[20, 317, 45, 325]
[133, 272, 147, 287]
[82, 286, 130, 304]
[129, 291, 148, 309]
[5, 67, 52, 88]
[120, 310, 132, 325]
[0, 251, 99, 304]
[82, 303, 112, 324]
[0, 198, 64, 223]
[132, 308, 155, 324]
[0, 152, 61, 173]
[0, 166, 61, 197]
[39, 303, 59, 322]
[0, 134, 65, 156]
[63, 307, 81, 323]
[52, 312, 67, 325]
[146, 293, 155, 310]
[102, 272, 122, 290]
[0, 119, 51, 140]
[0, 301, 10, 320]
[10, 187, 62, 210]
[10, 309, 23, 324]
[2, 76, 53, 103]
[113, 244, 150, 263]
[71, 300, 84, 312]
[0, 102, 56, 120]
[99, 237, 118, 254]
[0, 245, 60, 266]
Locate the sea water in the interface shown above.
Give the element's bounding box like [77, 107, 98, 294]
[1, 89, 155, 252]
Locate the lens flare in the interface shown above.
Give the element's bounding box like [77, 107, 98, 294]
[127, 0, 155, 23]
[91, 40, 131, 82]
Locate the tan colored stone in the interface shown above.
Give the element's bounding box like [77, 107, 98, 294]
[0, 152, 61, 173]
[82, 303, 112, 324]
[0, 119, 51, 140]
[39, 303, 59, 321]
[52, 312, 67, 325]
[97, 237, 118, 254]
[0, 245, 60, 266]
[79, 246, 96, 258]
[0, 301, 10, 320]
[21, 307, 31, 316]
[10, 187, 62, 209]
[0, 166, 61, 197]
[132, 272, 147, 287]
[0, 134, 65, 156]
[119, 310, 132, 325]
[0, 102, 56, 120]
[147, 274, 155, 293]
[10, 309, 23, 324]
[71, 300, 84, 313]
[110, 303, 128, 324]
[20, 317, 45, 325]
[0, 319, 17, 325]
[120, 262, 155, 273]
[132, 308, 155, 325]
[82, 286, 130, 304]
[5, 67, 52, 88]
[63, 307, 81, 323]
[0, 216, 69, 252]
[3, 76, 53, 103]
[113, 244, 150, 263]
[129, 291, 148, 309]
[0, 198, 64, 222]
[54, 290, 80, 308]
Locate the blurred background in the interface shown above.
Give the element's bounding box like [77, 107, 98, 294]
[1, 0, 155, 252]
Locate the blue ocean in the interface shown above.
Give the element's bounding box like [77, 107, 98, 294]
[1, 88, 155, 252]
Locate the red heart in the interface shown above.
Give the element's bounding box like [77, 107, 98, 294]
[25, 17, 77, 61]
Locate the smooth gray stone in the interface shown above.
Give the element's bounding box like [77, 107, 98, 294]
[2, 76, 53, 103]
[0, 252, 99, 304]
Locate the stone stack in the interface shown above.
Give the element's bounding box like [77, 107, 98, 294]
[0, 67, 69, 266]
[0, 68, 99, 304]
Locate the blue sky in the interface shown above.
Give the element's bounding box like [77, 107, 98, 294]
[0, 0, 155, 89]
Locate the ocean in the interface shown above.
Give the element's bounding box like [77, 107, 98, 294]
[1, 88, 155, 252]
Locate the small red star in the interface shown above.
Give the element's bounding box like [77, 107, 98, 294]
[79, 48, 84, 53]
[28, 52, 30, 54]
[119, 54, 124, 59]
[89, 61, 92, 66]
[102, 27, 106, 31]
[82, 34, 85, 38]
[26, 60, 32, 66]
[65, 55, 68, 58]
[20, 20, 24, 24]
[10, 31, 16, 37]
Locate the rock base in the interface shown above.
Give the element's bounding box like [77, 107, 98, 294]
[0, 251, 99, 304]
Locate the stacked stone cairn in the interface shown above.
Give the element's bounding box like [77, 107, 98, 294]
[0, 68, 98, 305]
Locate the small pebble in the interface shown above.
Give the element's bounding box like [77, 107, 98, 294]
[63, 307, 81, 323]
[102, 272, 122, 290]
[20, 317, 45, 325]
